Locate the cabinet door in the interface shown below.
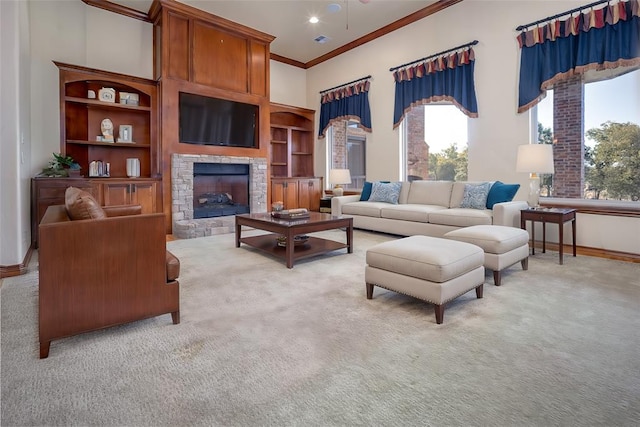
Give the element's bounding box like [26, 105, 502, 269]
[271, 179, 298, 210]
[102, 182, 132, 206]
[131, 182, 157, 214]
[298, 178, 322, 211]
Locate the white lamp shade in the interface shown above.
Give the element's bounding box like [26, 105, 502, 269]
[516, 144, 554, 174]
[329, 169, 352, 186]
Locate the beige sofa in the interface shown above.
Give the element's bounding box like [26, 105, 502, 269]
[331, 180, 528, 238]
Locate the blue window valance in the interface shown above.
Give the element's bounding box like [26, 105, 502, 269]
[392, 44, 479, 129]
[318, 77, 372, 138]
[517, 0, 640, 113]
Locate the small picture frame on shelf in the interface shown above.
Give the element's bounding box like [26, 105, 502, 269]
[119, 92, 139, 106]
[118, 125, 133, 143]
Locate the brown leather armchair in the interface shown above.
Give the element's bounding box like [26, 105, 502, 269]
[38, 187, 180, 358]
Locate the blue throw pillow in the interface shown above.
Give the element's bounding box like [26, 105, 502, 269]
[368, 182, 402, 204]
[359, 181, 390, 201]
[360, 181, 373, 201]
[486, 181, 521, 209]
[460, 182, 492, 209]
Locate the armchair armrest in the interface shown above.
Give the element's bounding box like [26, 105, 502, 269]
[104, 205, 142, 217]
[492, 201, 529, 227]
[331, 195, 361, 215]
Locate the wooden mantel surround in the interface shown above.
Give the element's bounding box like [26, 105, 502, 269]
[149, 0, 275, 232]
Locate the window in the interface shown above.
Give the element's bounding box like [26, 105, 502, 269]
[328, 120, 367, 190]
[536, 67, 640, 202]
[401, 104, 468, 182]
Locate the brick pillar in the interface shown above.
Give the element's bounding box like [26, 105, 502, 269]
[332, 121, 347, 169]
[553, 75, 584, 198]
[406, 105, 429, 180]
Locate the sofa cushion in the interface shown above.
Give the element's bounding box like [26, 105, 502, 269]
[166, 250, 180, 282]
[428, 208, 492, 227]
[398, 181, 411, 204]
[486, 181, 520, 209]
[380, 204, 447, 222]
[368, 182, 402, 204]
[65, 187, 107, 220]
[342, 201, 388, 217]
[406, 181, 453, 206]
[460, 182, 492, 209]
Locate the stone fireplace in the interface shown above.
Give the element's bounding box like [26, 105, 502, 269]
[171, 154, 267, 238]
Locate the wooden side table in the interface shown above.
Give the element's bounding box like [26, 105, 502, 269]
[319, 197, 332, 213]
[520, 208, 577, 265]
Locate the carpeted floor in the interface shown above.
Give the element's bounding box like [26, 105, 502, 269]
[2, 229, 639, 426]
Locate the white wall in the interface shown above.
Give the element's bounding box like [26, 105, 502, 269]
[269, 60, 307, 107]
[0, 0, 32, 265]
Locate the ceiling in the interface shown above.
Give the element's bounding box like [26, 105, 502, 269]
[104, 0, 446, 66]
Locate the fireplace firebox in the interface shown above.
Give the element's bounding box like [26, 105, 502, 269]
[193, 163, 250, 219]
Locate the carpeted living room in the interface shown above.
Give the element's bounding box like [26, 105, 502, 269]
[2, 0, 640, 426]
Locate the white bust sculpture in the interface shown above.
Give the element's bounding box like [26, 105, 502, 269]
[101, 118, 114, 142]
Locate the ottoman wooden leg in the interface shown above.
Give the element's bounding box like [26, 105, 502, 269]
[493, 271, 502, 286]
[366, 283, 374, 299]
[521, 257, 529, 270]
[434, 304, 445, 324]
[476, 283, 484, 298]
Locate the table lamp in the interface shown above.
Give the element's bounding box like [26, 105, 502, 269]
[516, 144, 554, 208]
[330, 169, 351, 197]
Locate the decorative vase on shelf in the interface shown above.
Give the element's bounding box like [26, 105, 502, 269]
[126, 158, 140, 178]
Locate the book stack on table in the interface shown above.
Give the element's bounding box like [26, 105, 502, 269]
[271, 208, 310, 220]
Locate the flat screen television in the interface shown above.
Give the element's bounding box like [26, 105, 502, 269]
[179, 92, 257, 148]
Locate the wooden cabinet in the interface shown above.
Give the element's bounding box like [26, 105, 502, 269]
[31, 178, 160, 248]
[271, 179, 299, 210]
[101, 180, 159, 214]
[297, 178, 322, 212]
[55, 61, 159, 179]
[271, 177, 323, 211]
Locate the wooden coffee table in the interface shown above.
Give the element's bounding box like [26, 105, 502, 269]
[235, 212, 353, 268]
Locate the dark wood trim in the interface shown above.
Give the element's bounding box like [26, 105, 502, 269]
[0, 247, 33, 278]
[531, 241, 640, 264]
[53, 60, 158, 86]
[303, 0, 464, 69]
[82, 0, 151, 22]
[541, 200, 640, 218]
[270, 53, 305, 69]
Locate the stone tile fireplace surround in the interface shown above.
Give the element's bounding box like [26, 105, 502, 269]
[172, 154, 267, 238]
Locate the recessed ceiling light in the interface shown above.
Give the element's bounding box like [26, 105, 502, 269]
[327, 3, 341, 13]
[309, 16, 319, 24]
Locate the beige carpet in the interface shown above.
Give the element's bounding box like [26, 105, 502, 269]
[2, 229, 639, 426]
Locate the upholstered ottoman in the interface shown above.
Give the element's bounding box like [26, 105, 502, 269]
[365, 236, 485, 324]
[444, 225, 529, 286]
